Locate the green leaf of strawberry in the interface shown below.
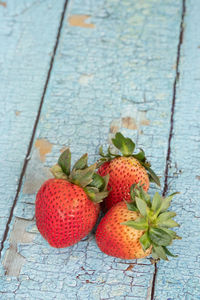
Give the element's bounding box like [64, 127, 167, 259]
[89, 173, 106, 190]
[152, 192, 162, 211]
[124, 185, 181, 260]
[58, 148, 71, 176]
[70, 164, 97, 187]
[122, 217, 148, 230]
[125, 202, 138, 212]
[132, 149, 146, 162]
[158, 219, 180, 228]
[140, 232, 151, 251]
[73, 153, 88, 171]
[112, 132, 135, 156]
[51, 150, 109, 203]
[135, 197, 148, 216]
[157, 211, 177, 222]
[163, 246, 178, 257]
[159, 192, 179, 213]
[98, 132, 160, 187]
[50, 164, 69, 180]
[152, 245, 168, 261]
[146, 167, 161, 187]
[149, 227, 172, 246]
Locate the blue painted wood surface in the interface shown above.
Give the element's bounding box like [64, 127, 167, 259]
[154, 0, 200, 298]
[1, 0, 199, 299]
[0, 0, 65, 242]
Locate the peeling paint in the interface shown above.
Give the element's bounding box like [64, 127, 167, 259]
[108, 119, 121, 152]
[15, 110, 21, 116]
[196, 175, 200, 180]
[122, 116, 137, 130]
[0, 1, 6, 7]
[79, 74, 94, 86]
[60, 146, 68, 153]
[146, 282, 152, 300]
[110, 111, 149, 141]
[121, 106, 150, 131]
[3, 218, 35, 276]
[125, 264, 134, 271]
[155, 93, 166, 101]
[68, 15, 95, 28]
[139, 111, 150, 126]
[109, 119, 120, 134]
[23, 148, 52, 194]
[172, 62, 177, 70]
[0, 0, 187, 297]
[35, 138, 53, 162]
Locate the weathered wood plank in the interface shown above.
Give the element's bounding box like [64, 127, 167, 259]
[154, 0, 200, 298]
[0, 0, 183, 298]
[0, 1, 65, 243]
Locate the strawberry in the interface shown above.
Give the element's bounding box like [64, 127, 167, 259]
[36, 149, 109, 248]
[96, 185, 181, 260]
[98, 132, 160, 212]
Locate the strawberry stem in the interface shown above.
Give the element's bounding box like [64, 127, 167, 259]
[123, 185, 181, 261]
[51, 149, 109, 203]
[98, 132, 160, 186]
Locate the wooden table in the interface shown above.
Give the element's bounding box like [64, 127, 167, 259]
[0, 0, 199, 299]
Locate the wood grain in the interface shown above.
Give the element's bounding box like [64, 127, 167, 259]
[0, 0, 188, 299]
[154, 0, 200, 298]
[0, 0, 65, 245]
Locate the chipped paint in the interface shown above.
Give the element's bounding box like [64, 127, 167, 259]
[146, 282, 152, 300]
[122, 116, 137, 130]
[125, 264, 134, 271]
[15, 110, 21, 116]
[3, 218, 35, 276]
[68, 15, 95, 28]
[196, 175, 200, 180]
[23, 148, 52, 194]
[154, 1, 200, 298]
[155, 93, 167, 101]
[110, 111, 150, 135]
[79, 74, 94, 86]
[3, 246, 26, 277]
[60, 146, 68, 153]
[0, 1, 6, 7]
[35, 138, 53, 162]
[0, 0, 65, 256]
[109, 119, 120, 134]
[0, 0, 186, 298]
[139, 111, 150, 126]
[120, 107, 150, 132]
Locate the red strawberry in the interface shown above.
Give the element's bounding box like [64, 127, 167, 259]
[96, 186, 181, 260]
[36, 149, 109, 248]
[98, 132, 160, 212]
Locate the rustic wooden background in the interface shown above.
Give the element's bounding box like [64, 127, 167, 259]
[0, 0, 199, 299]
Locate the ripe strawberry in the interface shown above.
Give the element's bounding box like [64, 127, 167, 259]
[98, 132, 160, 212]
[36, 149, 109, 248]
[96, 186, 181, 260]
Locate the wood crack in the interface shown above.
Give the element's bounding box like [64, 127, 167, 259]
[0, 0, 69, 258]
[150, 0, 186, 299]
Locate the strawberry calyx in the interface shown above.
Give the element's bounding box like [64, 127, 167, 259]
[51, 149, 109, 203]
[98, 132, 160, 186]
[123, 185, 181, 261]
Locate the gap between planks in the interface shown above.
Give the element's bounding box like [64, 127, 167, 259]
[0, 1, 186, 298]
[0, 0, 69, 258]
[150, 0, 186, 299]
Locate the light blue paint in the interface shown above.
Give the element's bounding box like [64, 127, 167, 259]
[0, 0, 65, 242]
[0, 0, 185, 298]
[154, 0, 200, 298]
